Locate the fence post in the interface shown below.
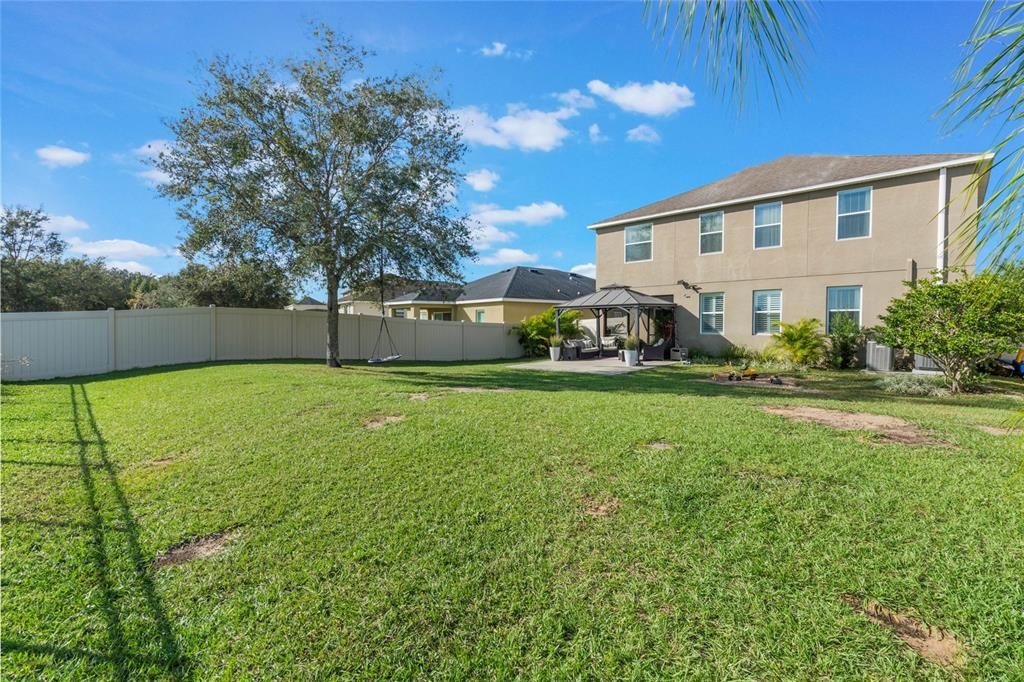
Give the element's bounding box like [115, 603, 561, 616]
[107, 308, 116, 372]
[461, 320, 466, 361]
[290, 308, 296, 358]
[412, 315, 417, 361]
[209, 305, 218, 362]
[356, 314, 361, 360]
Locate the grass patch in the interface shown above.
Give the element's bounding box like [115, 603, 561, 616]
[2, 361, 1023, 678]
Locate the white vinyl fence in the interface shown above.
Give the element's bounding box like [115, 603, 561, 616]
[0, 306, 524, 381]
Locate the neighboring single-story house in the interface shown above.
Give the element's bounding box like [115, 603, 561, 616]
[284, 296, 327, 311]
[385, 266, 596, 323]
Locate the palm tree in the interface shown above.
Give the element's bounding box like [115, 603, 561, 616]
[645, 1, 1022, 263]
[942, 1, 1024, 264]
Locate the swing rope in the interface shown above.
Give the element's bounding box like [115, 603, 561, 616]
[368, 249, 402, 364]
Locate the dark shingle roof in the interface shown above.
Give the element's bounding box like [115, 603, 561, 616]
[592, 153, 987, 227]
[555, 285, 676, 310]
[387, 267, 596, 304]
[295, 295, 325, 306]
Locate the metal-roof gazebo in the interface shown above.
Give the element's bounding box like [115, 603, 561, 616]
[554, 284, 676, 356]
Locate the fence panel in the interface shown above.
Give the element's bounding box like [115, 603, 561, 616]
[1, 311, 111, 380]
[115, 308, 211, 370]
[1, 306, 524, 381]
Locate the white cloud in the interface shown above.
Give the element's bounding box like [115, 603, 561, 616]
[479, 41, 533, 60]
[557, 88, 596, 109]
[480, 41, 507, 57]
[478, 248, 539, 265]
[570, 262, 597, 278]
[67, 237, 166, 260]
[36, 145, 90, 168]
[44, 214, 89, 232]
[470, 224, 517, 250]
[465, 168, 500, 192]
[455, 104, 578, 152]
[587, 80, 695, 116]
[470, 201, 566, 226]
[136, 168, 172, 187]
[107, 260, 155, 275]
[588, 123, 608, 143]
[133, 139, 173, 159]
[626, 124, 661, 144]
[553, 250, 564, 258]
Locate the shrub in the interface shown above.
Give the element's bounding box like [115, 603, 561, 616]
[548, 334, 563, 348]
[878, 269, 1024, 393]
[767, 318, 827, 367]
[877, 373, 949, 397]
[827, 315, 863, 369]
[513, 308, 581, 357]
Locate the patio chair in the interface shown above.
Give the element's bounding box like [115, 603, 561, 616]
[641, 338, 669, 361]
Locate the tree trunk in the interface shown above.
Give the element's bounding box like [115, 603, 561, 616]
[326, 270, 340, 367]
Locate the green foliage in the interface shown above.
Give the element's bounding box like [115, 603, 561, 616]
[175, 261, 292, 308]
[548, 334, 564, 348]
[513, 308, 581, 357]
[877, 373, 950, 397]
[879, 269, 1024, 393]
[767, 318, 826, 367]
[157, 27, 470, 365]
[826, 315, 863, 369]
[624, 335, 639, 351]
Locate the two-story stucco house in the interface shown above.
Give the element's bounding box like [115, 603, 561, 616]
[588, 153, 992, 353]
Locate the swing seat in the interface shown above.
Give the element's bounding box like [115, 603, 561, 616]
[367, 354, 402, 365]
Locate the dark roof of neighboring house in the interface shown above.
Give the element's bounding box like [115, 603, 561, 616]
[592, 153, 989, 227]
[295, 296, 325, 306]
[387, 266, 596, 304]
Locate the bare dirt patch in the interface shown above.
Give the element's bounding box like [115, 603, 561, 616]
[147, 457, 176, 468]
[581, 493, 620, 518]
[642, 441, 675, 450]
[842, 594, 967, 669]
[153, 529, 240, 569]
[762, 406, 941, 445]
[408, 392, 437, 401]
[362, 414, 405, 430]
[977, 424, 1014, 436]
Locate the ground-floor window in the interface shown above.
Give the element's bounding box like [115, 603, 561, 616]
[826, 286, 862, 331]
[475, 309, 485, 323]
[752, 289, 782, 335]
[432, 312, 452, 321]
[393, 309, 406, 318]
[700, 292, 725, 334]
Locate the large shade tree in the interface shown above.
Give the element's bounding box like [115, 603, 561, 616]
[157, 28, 471, 366]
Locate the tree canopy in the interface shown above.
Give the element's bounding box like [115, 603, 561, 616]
[156, 27, 471, 366]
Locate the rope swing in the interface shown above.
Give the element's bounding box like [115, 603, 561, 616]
[367, 250, 402, 364]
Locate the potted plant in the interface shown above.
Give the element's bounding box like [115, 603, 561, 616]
[548, 335, 564, 361]
[623, 335, 640, 366]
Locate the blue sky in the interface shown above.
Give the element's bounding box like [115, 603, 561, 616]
[1, 2, 1000, 294]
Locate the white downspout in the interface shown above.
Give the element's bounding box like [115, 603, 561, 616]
[936, 167, 948, 281]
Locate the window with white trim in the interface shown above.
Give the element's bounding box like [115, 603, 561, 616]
[752, 289, 782, 335]
[432, 311, 452, 321]
[393, 309, 406, 318]
[624, 224, 653, 262]
[826, 286, 862, 331]
[753, 202, 782, 249]
[475, 309, 485, 323]
[699, 211, 724, 254]
[700, 292, 724, 334]
[837, 188, 871, 240]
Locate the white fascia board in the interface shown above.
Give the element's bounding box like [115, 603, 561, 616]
[453, 298, 568, 305]
[588, 154, 994, 230]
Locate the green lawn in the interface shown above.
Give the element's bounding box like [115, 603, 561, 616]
[2, 361, 1023, 680]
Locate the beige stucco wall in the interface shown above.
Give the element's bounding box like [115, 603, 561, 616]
[454, 301, 554, 324]
[594, 167, 982, 352]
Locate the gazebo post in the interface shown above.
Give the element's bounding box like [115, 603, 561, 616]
[554, 309, 561, 337]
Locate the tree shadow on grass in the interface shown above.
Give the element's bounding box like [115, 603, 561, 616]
[2, 384, 190, 680]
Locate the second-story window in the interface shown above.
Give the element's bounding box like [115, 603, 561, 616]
[753, 202, 782, 249]
[624, 224, 653, 262]
[837, 187, 871, 240]
[699, 211, 724, 254]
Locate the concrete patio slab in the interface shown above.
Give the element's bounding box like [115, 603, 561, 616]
[508, 357, 672, 375]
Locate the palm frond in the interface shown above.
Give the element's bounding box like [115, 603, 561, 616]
[643, 0, 813, 111]
[941, 1, 1024, 264]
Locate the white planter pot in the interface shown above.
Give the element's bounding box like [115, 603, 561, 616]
[623, 349, 639, 366]
[549, 346, 562, 361]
